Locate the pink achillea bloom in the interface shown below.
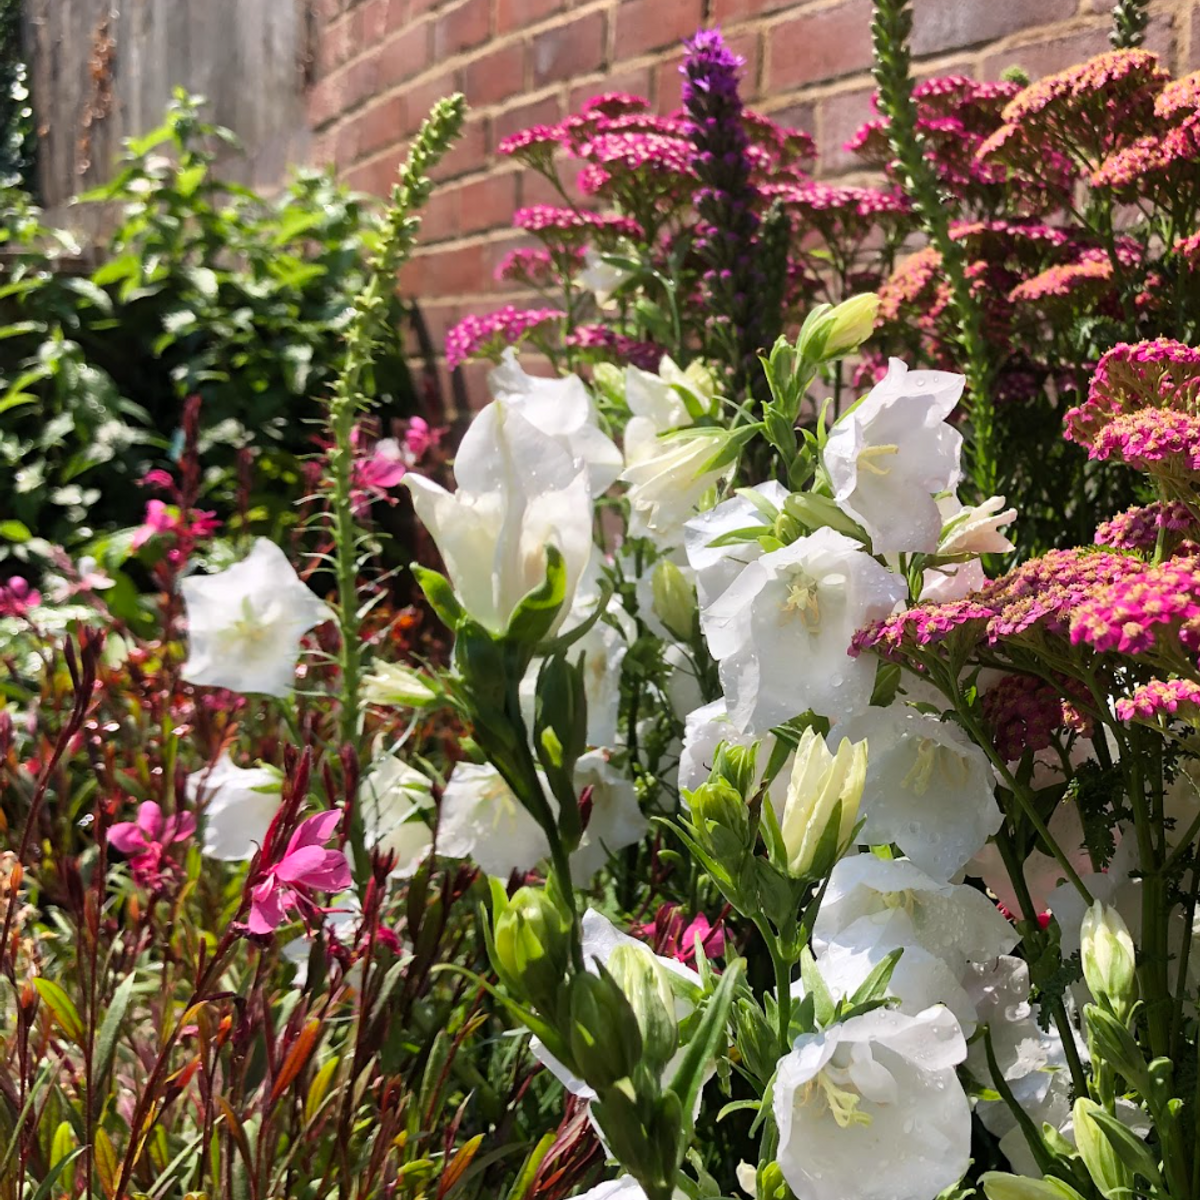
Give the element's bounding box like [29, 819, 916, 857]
[445, 306, 562, 369]
[1116, 677, 1200, 722]
[247, 810, 352, 935]
[513, 205, 643, 243]
[1095, 501, 1196, 551]
[109, 801, 196, 887]
[1069, 559, 1200, 654]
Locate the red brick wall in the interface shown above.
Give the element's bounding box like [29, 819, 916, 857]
[307, 0, 1200, 406]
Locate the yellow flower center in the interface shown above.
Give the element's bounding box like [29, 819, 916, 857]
[801, 1070, 873, 1129]
[901, 737, 972, 795]
[856, 443, 900, 477]
[783, 571, 821, 632]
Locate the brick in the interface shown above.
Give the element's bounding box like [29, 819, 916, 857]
[433, 0, 491, 58]
[766, 1, 874, 92]
[307, 71, 347, 129]
[493, 94, 562, 146]
[762, 100, 818, 149]
[455, 172, 520, 235]
[614, 0, 704, 59]
[355, 93, 405, 157]
[401, 241, 490, 297]
[342, 50, 380, 111]
[654, 50, 687, 111]
[463, 41, 526, 108]
[345, 153, 403, 196]
[403, 71, 464, 136]
[910, 0, 1077, 58]
[814, 86, 876, 175]
[352, 0, 390, 47]
[982, 17, 1175, 82]
[710, 0, 794, 21]
[429, 113, 489, 181]
[317, 13, 353, 76]
[567, 67, 653, 114]
[497, 0, 564, 26]
[378, 24, 431, 87]
[531, 11, 606, 86]
[418, 189, 460, 242]
[518, 166, 582, 209]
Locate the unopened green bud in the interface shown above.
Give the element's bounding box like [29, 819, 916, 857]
[1072, 1099, 1133, 1200]
[980, 1173, 1087, 1200]
[361, 661, 440, 708]
[492, 886, 571, 1012]
[651, 559, 697, 639]
[607, 943, 678, 1072]
[687, 777, 752, 860]
[1080, 901, 1137, 1017]
[711, 741, 757, 798]
[820, 293, 879, 358]
[568, 971, 642, 1088]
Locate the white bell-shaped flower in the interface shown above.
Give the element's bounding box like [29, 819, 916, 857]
[814, 854, 1017, 973]
[684, 481, 789, 609]
[773, 1005, 971, 1200]
[181, 539, 333, 697]
[811, 908, 979, 1036]
[405, 402, 593, 636]
[360, 753, 435, 879]
[189, 753, 283, 861]
[829, 704, 1002, 881]
[823, 359, 964, 555]
[621, 427, 728, 545]
[937, 494, 1017, 556]
[488, 350, 622, 497]
[437, 762, 553, 878]
[570, 751, 648, 879]
[700, 527, 906, 731]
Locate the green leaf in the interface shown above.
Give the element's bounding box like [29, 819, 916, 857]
[1087, 1107, 1163, 1188]
[411, 564, 464, 631]
[94, 972, 137, 1090]
[33, 978, 85, 1043]
[847, 947, 903, 1008]
[798, 950, 835, 1028]
[668, 961, 743, 1142]
[30, 1146, 85, 1200]
[0, 520, 31, 542]
[503, 544, 566, 646]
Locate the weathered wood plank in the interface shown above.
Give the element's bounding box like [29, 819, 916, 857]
[23, 0, 311, 220]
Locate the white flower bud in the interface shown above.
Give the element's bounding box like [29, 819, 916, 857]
[779, 729, 867, 879]
[1081, 900, 1137, 1015]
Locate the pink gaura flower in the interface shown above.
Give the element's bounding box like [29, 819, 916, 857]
[109, 800, 196, 887]
[247, 810, 353, 935]
[403, 417, 442, 462]
[131, 499, 221, 552]
[351, 437, 409, 514]
[0, 577, 41, 617]
[637, 904, 727, 966]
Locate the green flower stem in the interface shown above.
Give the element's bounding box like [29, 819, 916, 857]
[325, 95, 465, 879]
[870, 0, 996, 496]
[1109, 0, 1151, 48]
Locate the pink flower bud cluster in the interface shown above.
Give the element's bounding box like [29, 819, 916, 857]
[981, 673, 1076, 762]
[494, 246, 561, 287]
[512, 205, 644, 243]
[1095, 501, 1197, 551]
[445, 306, 562, 370]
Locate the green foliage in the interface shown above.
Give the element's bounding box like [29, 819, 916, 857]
[0, 91, 418, 556]
[0, 0, 34, 192]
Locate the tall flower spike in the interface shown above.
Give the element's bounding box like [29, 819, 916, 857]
[681, 28, 767, 392]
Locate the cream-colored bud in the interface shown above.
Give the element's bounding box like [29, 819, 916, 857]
[1081, 900, 1137, 1016]
[779, 729, 867, 879]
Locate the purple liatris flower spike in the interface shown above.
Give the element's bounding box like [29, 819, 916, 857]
[680, 28, 765, 388]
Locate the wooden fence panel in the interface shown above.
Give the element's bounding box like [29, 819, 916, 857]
[23, 0, 312, 216]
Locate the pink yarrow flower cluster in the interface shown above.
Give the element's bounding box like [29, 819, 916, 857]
[247, 810, 352, 935]
[445, 306, 561, 370]
[1095, 501, 1197, 551]
[1069, 558, 1200, 655]
[109, 801, 196, 889]
[513, 205, 644, 243]
[1116, 677, 1200, 722]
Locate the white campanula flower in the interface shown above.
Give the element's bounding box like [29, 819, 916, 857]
[699, 527, 906, 732]
[570, 751, 648, 880]
[937, 494, 1017, 556]
[625, 356, 717, 437]
[964, 955, 1074, 1176]
[621, 427, 728, 545]
[579, 247, 633, 309]
[360, 753, 435, 879]
[488, 349, 623, 497]
[811, 909, 979, 1036]
[813, 855, 1018, 972]
[829, 703, 1002, 881]
[437, 761, 553, 878]
[180, 539, 333, 697]
[189, 753, 283, 861]
[405, 401, 593, 636]
[773, 1005, 971, 1200]
[678, 698, 777, 798]
[823, 360, 964, 555]
[684, 481, 789, 609]
[919, 557, 986, 602]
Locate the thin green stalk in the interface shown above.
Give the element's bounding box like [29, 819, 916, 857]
[871, 0, 995, 495]
[1109, 0, 1151, 48]
[325, 95, 466, 878]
